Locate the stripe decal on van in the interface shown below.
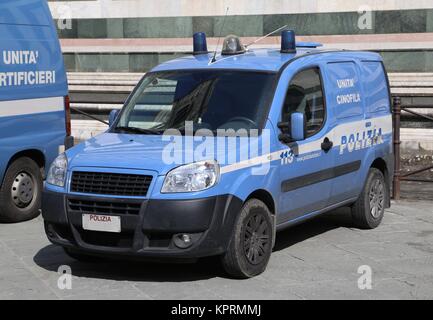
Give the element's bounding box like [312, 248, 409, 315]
[220, 115, 392, 175]
[0, 96, 64, 118]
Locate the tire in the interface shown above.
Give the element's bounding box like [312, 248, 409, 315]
[221, 199, 273, 279]
[351, 168, 387, 229]
[63, 248, 105, 263]
[0, 157, 42, 223]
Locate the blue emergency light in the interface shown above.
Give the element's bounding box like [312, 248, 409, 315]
[281, 30, 296, 53]
[193, 32, 208, 55]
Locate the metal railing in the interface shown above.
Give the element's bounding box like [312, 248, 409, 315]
[392, 97, 433, 200]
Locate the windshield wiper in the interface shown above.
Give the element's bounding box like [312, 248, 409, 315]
[114, 126, 163, 135]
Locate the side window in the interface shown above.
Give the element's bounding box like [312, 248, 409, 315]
[122, 78, 177, 129]
[282, 68, 325, 138]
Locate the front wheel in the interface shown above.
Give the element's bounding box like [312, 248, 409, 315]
[221, 199, 274, 279]
[351, 168, 387, 229]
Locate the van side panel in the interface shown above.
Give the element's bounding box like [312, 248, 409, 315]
[0, 26, 67, 100]
[0, 0, 52, 26]
[327, 61, 363, 120]
[361, 61, 394, 185]
[324, 58, 393, 205]
[0, 0, 68, 183]
[324, 60, 367, 204]
[361, 61, 392, 116]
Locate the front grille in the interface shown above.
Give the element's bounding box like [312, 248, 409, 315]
[68, 199, 142, 215]
[71, 171, 152, 196]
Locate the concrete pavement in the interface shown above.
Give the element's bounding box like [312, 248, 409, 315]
[0, 200, 432, 300]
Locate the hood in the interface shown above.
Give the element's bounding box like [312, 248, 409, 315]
[66, 133, 271, 176]
[67, 133, 179, 175]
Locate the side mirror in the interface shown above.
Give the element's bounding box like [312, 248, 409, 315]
[108, 109, 120, 127]
[291, 112, 306, 141]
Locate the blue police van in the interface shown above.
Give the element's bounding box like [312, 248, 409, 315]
[0, 0, 70, 222]
[42, 30, 393, 278]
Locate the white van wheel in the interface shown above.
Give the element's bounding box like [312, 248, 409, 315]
[11, 172, 35, 208]
[0, 157, 42, 223]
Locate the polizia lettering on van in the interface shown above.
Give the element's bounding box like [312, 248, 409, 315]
[339, 127, 384, 155]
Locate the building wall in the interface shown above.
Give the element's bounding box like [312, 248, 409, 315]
[48, 0, 433, 19]
[47, 0, 433, 72]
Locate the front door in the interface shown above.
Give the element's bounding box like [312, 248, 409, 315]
[277, 67, 334, 224]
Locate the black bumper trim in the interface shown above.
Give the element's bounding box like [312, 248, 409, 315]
[282, 160, 361, 192]
[42, 190, 243, 259]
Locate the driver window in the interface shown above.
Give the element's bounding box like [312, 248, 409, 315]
[282, 68, 325, 138]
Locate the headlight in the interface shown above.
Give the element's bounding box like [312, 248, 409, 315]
[46, 153, 68, 187]
[162, 160, 220, 193]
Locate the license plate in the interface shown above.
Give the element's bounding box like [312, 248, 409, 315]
[82, 214, 121, 233]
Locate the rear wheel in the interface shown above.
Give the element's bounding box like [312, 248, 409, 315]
[0, 157, 42, 223]
[221, 199, 273, 279]
[351, 168, 387, 229]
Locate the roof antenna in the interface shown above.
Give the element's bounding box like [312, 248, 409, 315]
[244, 24, 288, 49]
[210, 7, 229, 63]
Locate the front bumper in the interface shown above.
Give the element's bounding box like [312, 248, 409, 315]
[42, 190, 243, 259]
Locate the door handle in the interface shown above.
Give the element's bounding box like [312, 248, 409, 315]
[321, 137, 333, 153]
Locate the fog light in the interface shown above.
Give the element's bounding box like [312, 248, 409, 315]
[183, 234, 191, 243]
[173, 233, 193, 249]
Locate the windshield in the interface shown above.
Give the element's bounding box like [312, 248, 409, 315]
[114, 70, 276, 134]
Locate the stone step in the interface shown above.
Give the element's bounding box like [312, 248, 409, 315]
[59, 33, 433, 53]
